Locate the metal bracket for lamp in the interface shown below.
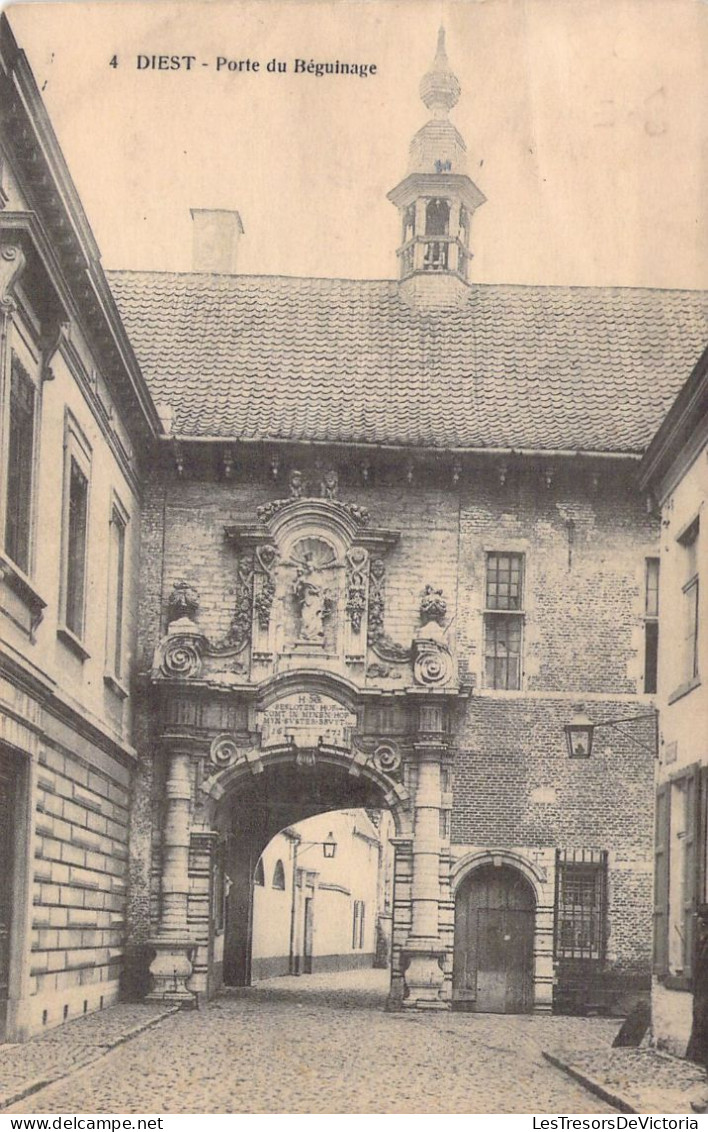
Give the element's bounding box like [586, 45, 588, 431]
[564, 707, 659, 758]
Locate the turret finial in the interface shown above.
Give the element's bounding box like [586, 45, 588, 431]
[419, 25, 461, 118]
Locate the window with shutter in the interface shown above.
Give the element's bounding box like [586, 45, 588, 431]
[653, 783, 670, 977]
[683, 770, 700, 979]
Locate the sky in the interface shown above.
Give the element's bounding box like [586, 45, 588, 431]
[5, 0, 708, 288]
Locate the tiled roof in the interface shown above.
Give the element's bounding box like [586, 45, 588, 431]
[106, 272, 708, 454]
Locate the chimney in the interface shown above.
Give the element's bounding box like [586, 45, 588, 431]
[190, 209, 244, 274]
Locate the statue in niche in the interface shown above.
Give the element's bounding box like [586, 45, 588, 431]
[293, 553, 327, 641]
[286, 539, 338, 644]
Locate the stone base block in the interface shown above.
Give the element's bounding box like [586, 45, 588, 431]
[146, 936, 197, 1008]
[401, 940, 449, 1010]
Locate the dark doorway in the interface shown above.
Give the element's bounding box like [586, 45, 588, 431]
[453, 863, 535, 1013]
[0, 754, 18, 1042]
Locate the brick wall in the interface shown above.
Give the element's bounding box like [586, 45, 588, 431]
[30, 719, 131, 1032]
[131, 454, 657, 997]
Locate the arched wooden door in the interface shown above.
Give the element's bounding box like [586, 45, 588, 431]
[453, 863, 536, 1013]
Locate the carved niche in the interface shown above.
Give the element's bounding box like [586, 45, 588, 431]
[153, 485, 401, 687]
[224, 488, 392, 678]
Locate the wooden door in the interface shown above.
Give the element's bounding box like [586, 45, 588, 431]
[0, 757, 17, 1040]
[453, 864, 535, 1013]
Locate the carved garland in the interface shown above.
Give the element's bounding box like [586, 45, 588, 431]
[210, 554, 254, 655]
[345, 547, 368, 633]
[367, 558, 410, 663]
[254, 544, 279, 631]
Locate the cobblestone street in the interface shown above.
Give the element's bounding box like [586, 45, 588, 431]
[5, 971, 621, 1114]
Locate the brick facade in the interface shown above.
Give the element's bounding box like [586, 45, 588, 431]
[124, 455, 656, 1013]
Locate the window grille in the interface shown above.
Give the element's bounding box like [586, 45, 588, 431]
[554, 849, 608, 962]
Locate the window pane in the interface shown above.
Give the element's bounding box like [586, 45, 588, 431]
[486, 553, 524, 610]
[644, 621, 658, 694]
[107, 510, 126, 677]
[4, 361, 35, 573]
[485, 614, 522, 690]
[645, 558, 660, 618]
[65, 459, 88, 637]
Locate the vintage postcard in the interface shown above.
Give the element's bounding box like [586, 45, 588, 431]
[0, 0, 706, 1117]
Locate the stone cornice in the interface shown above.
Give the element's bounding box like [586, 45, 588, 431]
[638, 342, 708, 500]
[0, 17, 162, 450]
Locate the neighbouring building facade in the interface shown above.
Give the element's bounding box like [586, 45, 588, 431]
[0, 19, 160, 1040]
[639, 346, 708, 1056]
[1, 16, 707, 1039]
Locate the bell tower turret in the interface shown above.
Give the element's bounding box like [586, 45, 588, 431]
[388, 29, 485, 308]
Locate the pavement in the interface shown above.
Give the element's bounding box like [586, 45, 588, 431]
[0, 1003, 177, 1110]
[0, 970, 704, 1115]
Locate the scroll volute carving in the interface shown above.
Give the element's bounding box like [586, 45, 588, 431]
[0, 245, 26, 313]
[413, 584, 453, 687]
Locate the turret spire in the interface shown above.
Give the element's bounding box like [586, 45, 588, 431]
[386, 27, 486, 307]
[420, 27, 461, 118]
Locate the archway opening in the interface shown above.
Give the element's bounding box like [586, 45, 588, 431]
[213, 759, 396, 991]
[249, 808, 394, 984]
[453, 863, 536, 1014]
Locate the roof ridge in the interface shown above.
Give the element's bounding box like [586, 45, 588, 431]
[104, 269, 708, 297]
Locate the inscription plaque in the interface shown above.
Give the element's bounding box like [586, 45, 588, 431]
[258, 693, 356, 748]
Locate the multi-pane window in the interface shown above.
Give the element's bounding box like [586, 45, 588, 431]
[352, 900, 365, 950]
[678, 518, 700, 686]
[60, 415, 91, 648]
[4, 358, 35, 574]
[106, 504, 127, 679]
[644, 558, 659, 693]
[555, 850, 608, 962]
[485, 552, 524, 690]
[64, 459, 89, 638]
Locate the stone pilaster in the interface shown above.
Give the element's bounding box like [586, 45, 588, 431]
[386, 837, 412, 1009]
[401, 704, 449, 1010]
[147, 746, 197, 1006]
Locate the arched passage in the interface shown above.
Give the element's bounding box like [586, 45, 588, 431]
[452, 862, 536, 1014]
[212, 756, 398, 989]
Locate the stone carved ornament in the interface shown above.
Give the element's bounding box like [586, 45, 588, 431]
[159, 633, 205, 679]
[345, 547, 368, 634]
[253, 545, 279, 631]
[288, 542, 337, 644]
[256, 467, 369, 527]
[412, 584, 454, 687]
[352, 735, 405, 782]
[367, 558, 410, 664]
[167, 580, 200, 624]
